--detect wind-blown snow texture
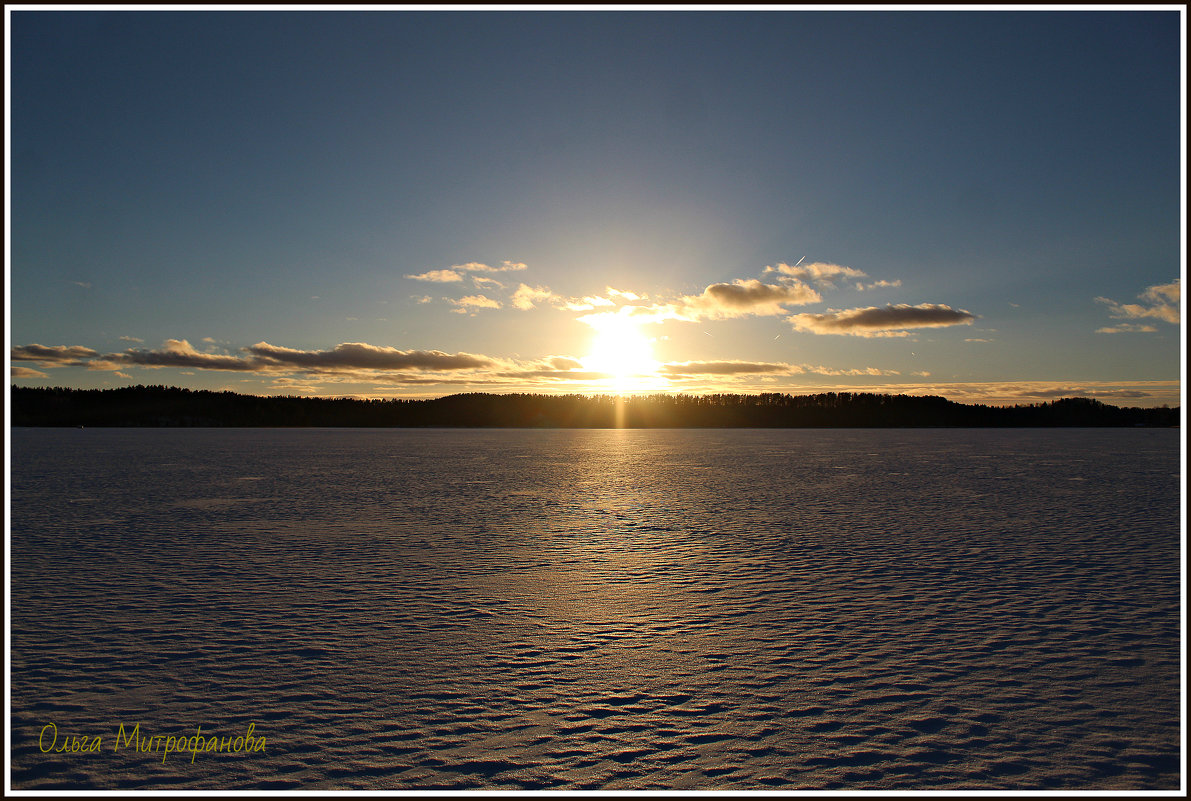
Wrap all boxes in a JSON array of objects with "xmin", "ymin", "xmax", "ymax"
[{"xmin": 9, "ymin": 428, "xmax": 1182, "ymax": 790}]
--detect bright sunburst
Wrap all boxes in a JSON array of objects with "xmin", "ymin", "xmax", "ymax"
[{"xmin": 581, "ymin": 314, "xmax": 662, "ymax": 390}]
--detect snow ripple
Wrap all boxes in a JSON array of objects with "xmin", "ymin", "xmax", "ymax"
[{"xmin": 9, "ymin": 428, "xmax": 1181, "ymax": 790}]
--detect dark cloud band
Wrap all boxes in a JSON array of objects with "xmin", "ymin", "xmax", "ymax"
[{"xmin": 789, "ymin": 304, "xmax": 976, "ymax": 336}]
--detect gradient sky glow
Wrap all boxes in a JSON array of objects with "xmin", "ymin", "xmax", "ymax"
[{"xmin": 7, "ymin": 7, "xmax": 1185, "ymax": 406}]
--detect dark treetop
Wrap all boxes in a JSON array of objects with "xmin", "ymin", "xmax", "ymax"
[{"xmin": 9, "ymin": 385, "xmax": 1180, "ymax": 428}]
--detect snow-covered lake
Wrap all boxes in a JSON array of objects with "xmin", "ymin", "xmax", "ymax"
[{"xmin": 8, "ymin": 427, "xmax": 1182, "ymax": 789}]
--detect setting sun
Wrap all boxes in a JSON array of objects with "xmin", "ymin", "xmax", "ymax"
[{"xmin": 581, "ymin": 314, "xmax": 662, "ymax": 389}]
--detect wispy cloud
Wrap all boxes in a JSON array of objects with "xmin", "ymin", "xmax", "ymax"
[
  {"xmin": 804, "ymin": 364, "xmax": 900, "ymax": 376},
  {"xmin": 484, "ymin": 260, "xmax": 528, "ymax": 273},
  {"xmin": 1013, "ymin": 386, "xmax": 1156, "ymax": 399},
  {"xmin": 1096, "ymin": 279, "xmax": 1180, "ymax": 330},
  {"xmin": 405, "ymin": 269, "xmax": 464, "ymax": 283},
  {"xmin": 448, "ymin": 295, "xmax": 502, "ymax": 313},
  {"xmin": 408, "ymin": 261, "xmax": 528, "ymax": 283},
  {"xmin": 510, "ymin": 285, "xmax": 648, "ymax": 313},
  {"xmin": 856, "ymin": 279, "xmax": 902, "ymax": 291},
  {"xmin": 119, "ymin": 335, "xmax": 144, "ymax": 343},
  {"xmin": 471, "ymin": 275, "xmax": 504, "ymax": 289},
  {"xmin": 494, "ymin": 369, "xmax": 613, "ymax": 381},
  {"xmin": 660, "ymin": 361, "xmax": 899, "ymax": 377},
  {"xmin": 661, "ymin": 360, "xmax": 793, "ymax": 376},
  {"xmin": 788, "ymin": 303, "xmax": 977, "ymax": 337},
  {"xmin": 559, "ymin": 295, "xmax": 617, "ymax": 312},
  {"xmin": 1096, "ymin": 323, "xmax": 1159, "ymax": 334},
  {"xmin": 11, "ymin": 366, "xmax": 49, "ymax": 378},
  {"xmin": 764, "ymin": 261, "xmax": 867, "ymax": 288}
]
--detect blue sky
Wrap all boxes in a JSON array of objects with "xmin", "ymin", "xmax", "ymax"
[{"xmin": 7, "ymin": 8, "xmax": 1184, "ymax": 406}]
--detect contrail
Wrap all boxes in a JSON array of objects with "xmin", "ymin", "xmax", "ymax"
[{"xmin": 794, "ymin": 256, "xmax": 805, "ymax": 266}]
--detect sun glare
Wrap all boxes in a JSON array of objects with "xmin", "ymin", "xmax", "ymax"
[{"xmin": 581, "ymin": 315, "xmax": 662, "ymax": 390}]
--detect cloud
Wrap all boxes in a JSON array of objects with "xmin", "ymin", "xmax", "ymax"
[
  {"xmin": 803, "ymin": 364, "xmax": 900, "ymax": 376},
  {"xmin": 11, "ymin": 366, "xmax": 49, "ymax": 378},
  {"xmin": 113, "ymin": 339, "xmax": 259, "ymax": 371},
  {"xmin": 13, "ymin": 339, "xmax": 502, "ymax": 379},
  {"xmin": 1141, "ymin": 281, "xmax": 1181, "ymax": 305},
  {"xmin": 486, "ymin": 354, "xmax": 613, "ymax": 381},
  {"xmin": 765, "ymin": 261, "xmax": 867, "ymax": 288},
  {"xmin": 1008, "ymin": 386, "xmax": 1153, "ymax": 400},
  {"xmin": 577, "ymin": 280, "xmax": 821, "ymax": 326},
  {"xmin": 456, "ymin": 261, "xmax": 527, "ymax": 273},
  {"xmin": 494, "ymin": 369, "xmax": 614, "ymax": 381},
  {"xmin": 660, "ymin": 361, "xmax": 899, "ymax": 377},
  {"xmin": 448, "ymin": 295, "xmax": 502, "ymax": 312},
  {"xmin": 70, "ymin": 281, "xmax": 92, "ymax": 289},
  {"xmin": 766, "ymin": 262, "xmax": 907, "ymax": 294},
  {"xmin": 661, "ymin": 360, "xmax": 793, "ymax": 376},
  {"xmin": 1096, "ymin": 280, "xmax": 1180, "ymax": 329},
  {"xmin": 416, "ymin": 262, "xmax": 858, "ymax": 328},
  {"xmin": 788, "ymin": 303, "xmax": 977, "ymax": 337},
  {"xmin": 570, "ymin": 278, "xmax": 822, "ymax": 329},
  {"xmin": 471, "ymin": 275, "xmax": 504, "ymax": 289},
  {"xmin": 606, "ymin": 287, "xmax": 644, "ymax": 301},
  {"xmin": 559, "ymin": 295, "xmax": 617, "ymax": 312},
  {"xmin": 1089, "ymin": 390, "xmax": 1153, "ymax": 399},
  {"xmin": 11, "ymin": 344, "xmax": 101, "ymax": 365},
  {"xmin": 410, "ymin": 261, "xmax": 527, "ymax": 281},
  {"xmin": 1096, "ymin": 323, "xmax": 1158, "ymax": 334},
  {"xmin": 85, "ymin": 359, "xmax": 130, "ymax": 371},
  {"xmin": 405, "ymin": 269, "xmax": 463, "ymax": 283},
  {"xmin": 119, "ymin": 335, "xmax": 144, "ymax": 343},
  {"xmin": 511, "ymin": 285, "xmax": 633, "ymax": 313},
  {"xmin": 511, "ymin": 284, "xmax": 555, "ymax": 311},
  {"xmin": 692, "ymin": 279, "xmax": 821, "ymax": 316},
  {"xmin": 857, "ymin": 279, "xmax": 902, "ymax": 291},
  {"xmin": 247, "ymin": 342, "xmax": 495, "ymax": 371}
]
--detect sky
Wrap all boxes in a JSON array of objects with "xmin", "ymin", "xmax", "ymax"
[{"xmin": 6, "ymin": 7, "xmax": 1185, "ymax": 407}]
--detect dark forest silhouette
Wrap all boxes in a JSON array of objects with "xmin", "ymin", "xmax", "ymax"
[{"xmin": 9, "ymin": 385, "xmax": 1179, "ymax": 428}]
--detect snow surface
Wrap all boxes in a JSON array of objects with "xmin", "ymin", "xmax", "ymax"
[{"xmin": 8, "ymin": 427, "xmax": 1182, "ymax": 790}]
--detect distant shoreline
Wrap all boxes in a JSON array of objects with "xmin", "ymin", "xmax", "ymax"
[{"xmin": 9, "ymin": 385, "xmax": 1180, "ymax": 428}]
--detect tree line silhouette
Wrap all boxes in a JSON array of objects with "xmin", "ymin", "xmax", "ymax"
[{"xmin": 9, "ymin": 385, "xmax": 1179, "ymax": 428}]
